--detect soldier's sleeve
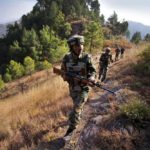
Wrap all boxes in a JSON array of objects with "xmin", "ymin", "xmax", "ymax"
[
  {"xmin": 100, "ymin": 53, "xmax": 104, "ymax": 62},
  {"xmin": 86, "ymin": 55, "xmax": 96, "ymax": 78}
]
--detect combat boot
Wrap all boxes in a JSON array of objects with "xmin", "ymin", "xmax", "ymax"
[{"xmin": 64, "ymin": 126, "xmax": 76, "ymax": 137}]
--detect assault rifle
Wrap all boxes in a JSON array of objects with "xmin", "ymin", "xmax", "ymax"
[{"xmin": 53, "ymin": 67, "xmax": 115, "ymax": 94}]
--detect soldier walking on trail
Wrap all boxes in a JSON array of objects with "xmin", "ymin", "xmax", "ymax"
[
  {"xmin": 61, "ymin": 35, "xmax": 96, "ymax": 137},
  {"xmin": 120, "ymin": 47, "xmax": 125, "ymax": 58},
  {"xmin": 98, "ymin": 47, "xmax": 113, "ymax": 82},
  {"xmin": 115, "ymin": 45, "xmax": 121, "ymax": 61}
]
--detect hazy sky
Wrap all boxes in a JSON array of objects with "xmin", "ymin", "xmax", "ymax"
[
  {"xmin": 0, "ymin": 0, "xmax": 150, "ymax": 26},
  {"xmin": 0, "ymin": 0, "xmax": 36, "ymax": 23},
  {"xmin": 100, "ymin": 0, "xmax": 150, "ymax": 26}
]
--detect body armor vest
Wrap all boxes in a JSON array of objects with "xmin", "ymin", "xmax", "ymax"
[{"xmin": 65, "ymin": 53, "xmax": 88, "ymax": 91}]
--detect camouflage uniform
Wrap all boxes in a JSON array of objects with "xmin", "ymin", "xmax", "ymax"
[
  {"xmin": 61, "ymin": 42, "xmax": 96, "ymax": 135},
  {"xmin": 120, "ymin": 47, "xmax": 125, "ymax": 58},
  {"xmin": 115, "ymin": 47, "xmax": 121, "ymax": 61},
  {"xmin": 98, "ymin": 48, "xmax": 113, "ymax": 82}
]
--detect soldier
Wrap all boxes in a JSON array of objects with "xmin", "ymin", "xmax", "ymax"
[
  {"xmin": 120, "ymin": 46, "xmax": 125, "ymax": 58},
  {"xmin": 61, "ymin": 35, "xmax": 96, "ymax": 137},
  {"xmin": 98, "ymin": 47, "xmax": 113, "ymax": 82},
  {"xmin": 115, "ymin": 45, "xmax": 121, "ymax": 61}
]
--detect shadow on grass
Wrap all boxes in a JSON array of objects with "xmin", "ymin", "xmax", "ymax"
[{"xmin": 36, "ymin": 137, "xmax": 65, "ymax": 150}]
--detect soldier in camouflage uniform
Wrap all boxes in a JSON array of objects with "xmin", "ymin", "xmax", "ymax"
[
  {"xmin": 98, "ymin": 47, "xmax": 113, "ymax": 82},
  {"xmin": 120, "ymin": 46, "xmax": 125, "ymax": 58},
  {"xmin": 61, "ymin": 35, "xmax": 96, "ymax": 136},
  {"xmin": 115, "ymin": 45, "xmax": 121, "ymax": 61}
]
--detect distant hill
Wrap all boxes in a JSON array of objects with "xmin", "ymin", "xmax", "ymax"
[
  {"xmin": 128, "ymin": 21, "xmax": 150, "ymax": 39},
  {"xmin": 0, "ymin": 23, "xmax": 7, "ymax": 38}
]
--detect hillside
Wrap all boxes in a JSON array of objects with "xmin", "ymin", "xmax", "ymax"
[
  {"xmin": 128, "ymin": 21, "xmax": 150, "ymax": 39},
  {"xmin": 0, "ymin": 43, "xmax": 149, "ymax": 150}
]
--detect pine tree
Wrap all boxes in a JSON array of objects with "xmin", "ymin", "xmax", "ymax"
[{"xmin": 131, "ymin": 32, "xmax": 141, "ymax": 44}]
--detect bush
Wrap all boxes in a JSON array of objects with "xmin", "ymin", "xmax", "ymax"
[
  {"xmin": 0, "ymin": 75, "xmax": 5, "ymax": 91},
  {"xmin": 120, "ymin": 98, "xmax": 150, "ymax": 121},
  {"xmin": 3, "ymin": 72, "xmax": 12, "ymax": 82},
  {"xmin": 134, "ymin": 46, "xmax": 150, "ymax": 76},
  {"xmin": 36, "ymin": 60, "xmax": 52, "ymax": 70},
  {"xmin": 8, "ymin": 60, "xmax": 24, "ymax": 79},
  {"xmin": 24, "ymin": 56, "xmax": 35, "ymax": 75}
]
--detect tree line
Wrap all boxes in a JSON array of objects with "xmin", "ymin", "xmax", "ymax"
[{"xmin": 0, "ymin": 0, "xmax": 129, "ymax": 91}]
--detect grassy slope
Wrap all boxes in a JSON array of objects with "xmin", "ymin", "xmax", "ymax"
[
  {"xmin": 0, "ymin": 42, "xmax": 149, "ymax": 149},
  {"xmin": 0, "ymin": 76, "xmax": 72, "ymax": 149}
]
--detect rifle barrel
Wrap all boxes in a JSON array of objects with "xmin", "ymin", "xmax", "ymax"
[{"xmin": 95, "ymin": 83, "xmax": 115, "ymax": 94}]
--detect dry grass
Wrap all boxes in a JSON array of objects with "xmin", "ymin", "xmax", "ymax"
[
  {"xmin": 94, "ymin": 129, "xmax": 139, "ymax": 150},
  {"xmin": 104, "ymin": 38, "xmax": 132, "ymax": 49},
  {"xmin": 0, "ymin": 76, "xmax": 72, "ymax": 149},
  {"xmin": 0, "ymin": 42, "xmax": 150, "ymax": 149}
]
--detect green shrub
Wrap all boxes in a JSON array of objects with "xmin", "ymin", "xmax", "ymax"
[
  {"xmin": 120, "ymin": 98, "xmax": 150, "ymax": 121},
  {"xmin": 134, "ymin": 46, "xmax": 150, "ymax": 76},
  {"xmin": 8, "ymin": 60, "xmax": 24, "ymax": 79},
  {"xmin": 3, "ymin": 72, "xmax": 12, "ymax": 82},
  {"xmin": 0, "ymin": 75, "xmax": 5, "ymax": 91},
  {"xmin": 36, "ymin": 60, "xmax": 52, "ymax": 70},
  {"xmin": 24, "ymin": 56, "xmax": 35, "ymax": 75}
]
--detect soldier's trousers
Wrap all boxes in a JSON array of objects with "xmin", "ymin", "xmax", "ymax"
[
  {"xmin": 99, "ymin": 65, "xmax": 108, "ymax": 82},
  {"xmin": 120, "ymin": 53, "xmax": 124, "ymax": 58},
  {"xmin": 69, "ymin": 89, "xmax": 88, "ymax": 130},
  {"xmin": 115, "ymin": 53, "xmax": 120, "ymax": 61}
]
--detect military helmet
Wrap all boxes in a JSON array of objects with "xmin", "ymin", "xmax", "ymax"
[
  {"xmin": 105, "ymin": 47, "xmax": 111, "ymax": 53},
  {"xmin": 67, "ymin": 35, "xmax": 84, "ymax": 47}
]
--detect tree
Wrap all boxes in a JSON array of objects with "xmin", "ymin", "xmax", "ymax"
[
  {"xmin": 3, "ymin": 71, "xmax": 12, "ymax": 82},
  {"xmin": 90, "ymin": 0, "xmax": 100, "ymax": 20},
  {"xmin": 47, "ymin": 1, "xmax": 59, "ymax": 27},
  {"xmin": 84, "ymin": 21, "xmax": 103, "ymax": 53},
  {"xmin": 8, "ymin": 60, "xmax": 24, "ymax": 79},
  {"xmin": 24, "ymin": 56, "xmax": 35, "ymax": 75},
  {"xmin": 144, "ymin": 33, "xmax": 150, "ymax": 41},
  {"xmin": 118, "ymin": 21, "xmax": 128, "ymax": 35},
  {"xmin": 36, "ymin": 60, "xmax": 52, "ymax": 70},
  {"xmin": 6, "ymin": 22, "xmax": 22, "ymax": 44},
  {"xmin": 53, "ymin": 11, "xmax": 71, "ymax": 38},
  {"xmin": 39, "ymin": 25, "xmax": 53, "ymax": 60},
  {"xmin": 131, "ymin": 32, "xmax": 142, "ymax": 44},
  {"xmin": 39, "ymin": 25, "xmax": 68, "ymax": 62},
  {"xmin": 21, "ymin": 28, "xmax": 39, "ymax": 60},
  {"xmin": 107, "ymin": 12, "xmax": 128, "ymax": 36},
  {"xmin": 108, "ymin": 11, "xmax": 118, "ymax": 26},
  {"xmin": 9, "ymin": 40, "xmax": 22, "ymax": 62}
]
